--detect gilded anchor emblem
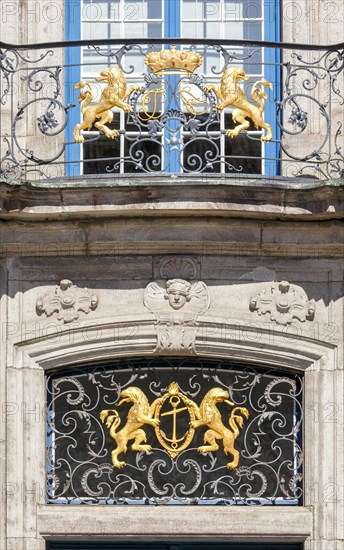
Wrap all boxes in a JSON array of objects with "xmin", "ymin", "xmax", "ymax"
[{"xmin": 154, "ymin": 382, "xmax": 196, "ymax": 458}]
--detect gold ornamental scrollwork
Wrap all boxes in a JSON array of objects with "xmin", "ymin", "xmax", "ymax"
[
  {"xmin": 137, "ymin": 87, "xmax": 166, "ymax": 122},
  {"xmin": 100, "ymin": 382, "xmax": 249, "ymax": 470},
  {"xmin": 177, "ymin": 79, "xmax": 210, "ymax": 119},
  {"xmin": 73, "ymin": 53, "xmax": 272, "ymax": 144}
]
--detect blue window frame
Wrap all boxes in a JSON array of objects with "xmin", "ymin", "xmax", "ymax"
[
  {"xmin": 65, "ymin": 0, "xmax": 280, "ymax": 177},
  {"xmin": 65, "ymin": 0, "xmax": 81, "ymax": 177}
]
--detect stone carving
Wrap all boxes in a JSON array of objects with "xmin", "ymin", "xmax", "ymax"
[
  {"xmin": 36, "ymin": 279, "xmax": 98, "ymax": 323},
  {"xmin": 249, "ymin": 280, "xmax": 316, "ymax": 325},
  {"xmin": 144, "ymin": 277, "xmax": 210, "ymax": 352},
  {"xmin": 157, "ymin": 256, "xmax": 199, "ymax": 280}
]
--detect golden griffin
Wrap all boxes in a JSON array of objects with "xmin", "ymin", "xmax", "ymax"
[
  {"xmin": 204, "ymin": 66, "xmax": 273, "ymax": 141},
  {"xmin": 99, "ymin": 387, "xmax": 160, "ymax": 469},
  {"xmin": 189, "ymin": 387, "xmax": 249, "ymax": 470},
  {"xmin": 100, "ymin": 382, "xmax": 249, "ymax": 470},
  {"xmin": 73, "ymin": 66, "xmax": 141, "ymax": 143}
]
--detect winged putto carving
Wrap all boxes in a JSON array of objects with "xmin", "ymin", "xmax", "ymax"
[{"xmin": 144, "ymin": 278, "xmax": 210, "ymax": 352}]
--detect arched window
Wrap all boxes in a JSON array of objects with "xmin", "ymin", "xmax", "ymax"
[{"xmin": 47, "ymin": 357, "xmax": 302, "ymax": 505}]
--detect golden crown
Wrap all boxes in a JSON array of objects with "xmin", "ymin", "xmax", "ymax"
[{"xmin": 144, "ymin": 45, "xmax": 203, "ymax": 74}]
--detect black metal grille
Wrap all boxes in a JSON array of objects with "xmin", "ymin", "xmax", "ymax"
[{"xmin": 46, "ymin": 357, "xmax": 303, "ymax": 505}]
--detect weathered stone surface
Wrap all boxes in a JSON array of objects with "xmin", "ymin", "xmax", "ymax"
[{"xmin": 1, "ymin": 179, "xmax": 344, "ymax": 221}]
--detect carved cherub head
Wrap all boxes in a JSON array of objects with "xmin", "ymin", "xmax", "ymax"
[{"xmin": 164, "ymin": 278, "xmax": 192, "ymax": 310}]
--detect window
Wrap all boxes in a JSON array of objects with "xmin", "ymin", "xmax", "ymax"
[
  {"xmin": 46, "ymin": 357, "xmax": 302, "ymax": 505},
  {"xmin": 65, "ymin": 0, "xmax": 280, "ymax": 176}
]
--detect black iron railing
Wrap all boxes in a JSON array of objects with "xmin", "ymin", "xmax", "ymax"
[{"xmin": 0, "ymin": 38, "xmax": 343, "ymax": 182}]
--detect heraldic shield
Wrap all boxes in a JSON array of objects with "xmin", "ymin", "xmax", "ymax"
[{"xmin": 153, "ymin": 382, "xmax": 196, "ymax": 458}]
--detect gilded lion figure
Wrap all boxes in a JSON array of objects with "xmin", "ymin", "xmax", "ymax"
[
  {"xmin": 190, "ymin": 387, "xmax": 249, "ymax": 470},
  {"xmin": 100, "ymin": 387, "xmax": 160, "ymax": 469},
  {"xmin": 73, "ymin": 66, "xmax": 141, "ymax": 143},
  {"xmin": 204, "ymin": 66, "xmax": 273, "ymax": 142}
]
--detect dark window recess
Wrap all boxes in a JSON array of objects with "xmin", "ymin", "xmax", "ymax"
[
  {"xmin": 82, "ymin": 115, "xmax": 262, "ymax": 175},
  {"xmin": 224, "ymin": 114, "xmax": 262, "ymax": 174},
  {"xmin": 82, "ymin": 118, "xmax": 120, "ymax": 174},
  {"xmin": 47, "ymin": 542, "xmax": 304, "ymax": 550},
  {"xmin": 82, "ymin": 115, "xmax": 162, "ymax": 174}
]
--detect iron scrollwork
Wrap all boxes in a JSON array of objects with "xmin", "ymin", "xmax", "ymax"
[
  {"xmin": 47, "ymin": 358, "xmax": 303, "ymax": 505},
  {"xmin": 1, "ymin": 39, "xmax": 342, "ymax": 180}
]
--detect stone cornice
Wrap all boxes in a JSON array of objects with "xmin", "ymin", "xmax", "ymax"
[{"xmin": 0, "ymin": 178, "xmax": 344, "ymax": 221}]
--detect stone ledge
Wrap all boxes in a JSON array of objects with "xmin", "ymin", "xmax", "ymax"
[
  {"xmin": 0, "ymin": 178, "xmax": 344, "ymax": 221},
  {"xmin": 38, "ymin": 505, "xmax": 312, "ymax": 541}
]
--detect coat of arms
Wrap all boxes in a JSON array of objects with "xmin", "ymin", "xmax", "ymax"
[{"xmin": 100, "ymin": 382, "xmax": 249, "ymax": 470}]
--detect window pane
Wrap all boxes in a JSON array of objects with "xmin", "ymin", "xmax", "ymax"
[
  {"xmin": 83, "ymin": 120, "xmax": 121, "ymax": 175},
  {"xmin": 148, "ymin": 0, "xmax": 163, "ymax": 19},
  {"xmin": 82, "ymin": 0, "xmax": 112, "ymax": 20},
  {"xmin": 147, "ymin": 22, "xmax": 163, "ymax": 38},
  {"xmin": 223, "ymin": 20, "xmax": 262, "ymax": 39},
  {"xmin": 224, "ymin": 112, "xmax": 262, "ymax": 174},
  {"xmin": 83, "ymin": 22, "xmax": 110, "ymax": 40},
  {"xmin": 242, "ymin": 0, "xmax": 263, "ymax": 19},
  {"xmin": 202, "ymin": 0, "xmax": 221, "ymax": 20},
  {"xmin": 182, "ymin": 0, "xmax": 208, "ymax": 19},
  {"xmin": 124, "ymin": 22, "xmax": 162, "ymax": 38},
  {"xmin": 183, "ymin": 21, "xmax": 220, "ymax": 38},
  {"xmin": 182, "ymin": 21, "xmax": 203, "ymax": 38},
  {"xmin": 244, "ymin": 20, "xmax": 262, "ymax": 40},
  {"xmin": 125, "ymin": 0, "xmax": 148, "ymax": 20}
]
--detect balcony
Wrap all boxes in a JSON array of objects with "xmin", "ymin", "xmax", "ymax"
[{"xmin": 0, "ymin": 38, "xmax": 343, "ymax": 183}]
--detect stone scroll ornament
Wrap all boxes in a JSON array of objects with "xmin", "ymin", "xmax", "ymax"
[
  {"xmin": 144, "ymin": 258, "xmax": 210, "ymax": 352},
  {"xmin": 100, "ymin": 382, "xmax": 249, "ymax": 470},
  {"xmin": 249, "ymin": 280, "xmax": 316, "ymax": 325},
  {"xmin": 36, "ymin": 279, "xmax": 98, "ymax": 323}
]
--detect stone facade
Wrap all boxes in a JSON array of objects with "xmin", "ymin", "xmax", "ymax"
[
  {"xmin": 1, "ymin": 0, "xmax": 344, "ymax": 548},
  {"xmin": 0, "ymin": 179, "xmax": 343, "ymax": 549}
]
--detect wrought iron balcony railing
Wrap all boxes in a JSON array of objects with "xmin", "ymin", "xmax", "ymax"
[{"xmin": 0, "ymin": 38, "xmax": 343, "ymax": 182}]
